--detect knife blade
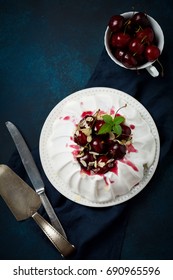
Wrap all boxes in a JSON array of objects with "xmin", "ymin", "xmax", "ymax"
[
  {"xmin": 0, "ymin": 165, "xmax": 75, "ymax": 257},
  {"xmin": 5, "ymin": 121, "xmax": 67, "ymax": 239}
]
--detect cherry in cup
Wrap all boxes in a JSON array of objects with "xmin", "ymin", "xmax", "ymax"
[
  {"xmin": 109, "ymin": 15, "xmax": 125, "ymax": 32},
  {"xmin": 105, "ymin": 11, "xmax": 164, "ymax": 76},
  {"xmin": 130, "ymin": 12, "xmax": 151, "ymax": 28},
  {"xmin": 145, "ymin": 45, "xmax": 160, "ymax": 61}
]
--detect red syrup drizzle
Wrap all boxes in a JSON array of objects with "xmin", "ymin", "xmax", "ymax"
[
  {"xmin": 81, "ymin": 111, "xmax": 93, "ymax": 118},
  {"xmin": 80, "ymin": 167, "xmax": 115, "ymax": 186},
  {"xmin": 127, "ymin": 143, "xmax": 138, "ymax": 153},
  {"xmin": 110, "ymin": 106, "xmax": 115, "ymax": 115},
  {"xmin": 69, "ymin": 142, "xmax": 80, "ymax": 157},
  {"xmin": 103, "ymin": 175, "xmax": 110, "ymax": 186},
  {"xmin": 79, "ymin": 159, "xmax": 118, "ymax": 186},
  {"xmin": 120, "ymin": 158, "xmax": 138, "ymax": 171},
  {"xmin": 130, "ymin": 124, "xmax": 135, "ymax": 130},
  {"xmin": 63, "ymin": 116, "xmax": 70, "ymax": 120}
]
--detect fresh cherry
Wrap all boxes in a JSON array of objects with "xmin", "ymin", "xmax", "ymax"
[
  {"xmin": 122, "ymin": 52, "xmax": 138, "ymax": 68},
  {"xmin": 119, "ymin": 124, "xmax": 131, "ymax": 140},
  {"xmin": 74, "ymin": 130, "xmax": 87, "ymax": 146},
  {"xmin": 108, "ymin": 15, "xmax": 125, "ymax": 32},
  {"xmin": 94, "ymin": 155, "xmax": 114, "ymax": 174},
  {"xmin": 90, "ymin": 136, "xmax": 106, "ymax": 153},
  {"xmin": 79, "ymin": 115, "xmax": 94, "ymax": 129},
  {"xmin": 145, "ymin": 45, "xmax": 160, "ymax": 61},
  {"xmin": 134, "ymin": 53, "xmax": 146, "ymax": 66},
  {"xmin": 110, "ymin": 32, "xmax": 131, "ymax": 48},
  {"xmin": 131, "ymin": 12, "xmax": 151, "ymax": 28},
  {"xmin": 114, "ymin": 48, "xmax": 125, "ymax": 62},
  {"xmin": 93, "ymin": 119, "xmax": 105, "ymax": 133},
  {"xmin": 129, "ymin": 38, "xmax": 145, "ymax": 55},
  {"xmin": 108, "ymin": 142, "xmax": 126, "ymax": 160},
  {"xmin": 136, "ymin": 27, "xmax": 154, "ymax": 44},
  {"xmin": 77, "ymin": 152, "xmax": 95, "ymax": 170},
  {"xmin": 124, "ymin": 20, "xmax": 137, "ymax": 35}
]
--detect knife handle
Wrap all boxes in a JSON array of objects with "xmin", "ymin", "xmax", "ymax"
[
  {"xmin": 32, "ymin": 212, "xmax": 75, "ymax": 257},
  {"xmin": 39, "ymin": 192, "xmax": 67, "ymax": 239}
]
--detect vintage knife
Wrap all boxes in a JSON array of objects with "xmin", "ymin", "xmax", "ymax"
[
  {"xmin": 0, "ymin": 165, "xmax": 75, "ymax": 257},
  {"xmin": 6, "ymin": 121, "xmax": 67, "ymax": 239}
]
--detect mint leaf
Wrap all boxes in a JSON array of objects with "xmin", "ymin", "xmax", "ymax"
[
  {"xmin": 113, "ymin": 124, "xmax": 122, "ymax": 135},
  {"xmin": 97, "ymin": 109, "xmax": 126, "ymax": 135},
  {"xmin": 102, "ymin": 114, "xmax": 113, "ymax": 124},
  {"xmin": 113, "ymin": 116, "xmax": 125, "ymax": 125},
  {"xmin": 98, "ymin": 123, "xmax": 112, "ymax": 134}
]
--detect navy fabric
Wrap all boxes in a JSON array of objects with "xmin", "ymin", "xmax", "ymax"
[{"xmin": 7, "ymin": 147, "xmax": 129, "ymax": 260}]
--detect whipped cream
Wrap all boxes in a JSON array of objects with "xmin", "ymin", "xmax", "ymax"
[{"xmin": 47, "ymin": 90, "xmax": 156, "ymax": 203}]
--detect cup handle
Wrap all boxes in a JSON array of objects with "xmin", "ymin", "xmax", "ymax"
[{"xmin": 146, "ymin": 65, "xmax": 159, "ymax": 77}]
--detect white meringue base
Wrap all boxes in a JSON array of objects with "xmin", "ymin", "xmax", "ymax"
[{"xmin": 40, "ymin": 87, "xmax": 160, "ymax": 206}]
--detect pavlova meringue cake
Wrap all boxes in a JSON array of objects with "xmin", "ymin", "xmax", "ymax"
[{"xmin": 43, "ymin": 88, "xmax": 158, "ymax": 204}]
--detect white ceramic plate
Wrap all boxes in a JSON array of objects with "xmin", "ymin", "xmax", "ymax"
[{"xmin": 39, "ymin": 87, "xmax": 160, "ymax": 207}]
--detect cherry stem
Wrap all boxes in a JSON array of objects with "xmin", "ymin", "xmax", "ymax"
[
  {"xmin": 136, "ymin": 25, "xmax": 143, "ymax": 33},
  {"xmin": 115, "ymin": 104, "xmax": 127, "ymax": 116},
  {"xmin": 124, "ymin": 19, "xmax": 131, "ymax": 34},
  {"xmin": 141, "ymin": 35, "xmax": 147, "ymax": 43},
  {"xmin": 156, "ymin": 59, "xmax": 164, "ymax": 77}
]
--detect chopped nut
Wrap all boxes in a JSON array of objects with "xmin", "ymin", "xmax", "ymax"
[
  {"xmin": 88, "ymin": 161, "xmax": 95, "ymax": 166},
  {"xmin": 126, "ymin": 140, "xmax": 132, "ymax": 145},
  {"xmin": 109, "ymin": 132, "xmax": 115, "ymax": 140},
  {"xmin": 87, "ymin": 135, "xmax": 92, "ymax": 142},
  {"xmin": 98, "ymin": 161, "xmax": 106, "ymax": 168},
  {"xmin": 75, "ymin": 152, "xmax": 84, "ymax": 158},
  {"xmin": 80, "ymin": 159, "xmax": 87, "ymax": 167},
  {"xmin": 86, "ymin": 116, "xmax": 94, "ymax": 122},
  {"xmin": 81, "ymin": 127, "xmax": 92, "ymax": 136},
  {"xmin": 107, "ymin": 158, "xmax": 115, "ymax": 163},
  {"xmin": 89, "ymin": 151, "xmax": 99, "ymax": 156}
]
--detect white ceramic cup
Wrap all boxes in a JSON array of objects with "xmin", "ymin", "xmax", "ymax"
[{"xmin": 104, "ymin": 11, "xmax": 164, "ymax": 77}]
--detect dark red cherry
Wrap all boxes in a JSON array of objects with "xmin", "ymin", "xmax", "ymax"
[
  {"xmin": 131, "ymin": 12, "xmax": 151, "ymax": 28},
  {"xmin": 145, "ymin": 45, "xmax": 160, "ymax": 61},
  {"xmin": 79, "ymin": 115, "xmax": 94, "ymax": 129},
  {"xmin": 93, "ymin": 119, "xmax": 105, "ymax": 134},
  {"xmin": 122, "ymin": 52, "xmax": 138, "ymax": 68},
  {"xmin": 108, "ymin": 15, "xmax": 125, "ymax": 32},
  {"xmin": 134, "ymin": 53, "xmax": 146, "ymax": 66},
  {"xmin": 136, "ymin": 27, "xmax": 154, "ymax": 44},
  {"xmin": 119, "ymin": 124, "xmax": 131, "ymax": 140},
  {"xmin": 110, "ymin": 32, "xmax": 131, "ymax": 48},
  {"xmin": 108, "ymin": 142, "xmax": 126, "ymax": 160},
  {"xmin": 74, "ymin": 131, "xmax": 87, "ymax": 146},
  {"xmin": 94, "ymin": 155, "xmax": 114, "ymax": 174},
  {"xmin": 129, "ymin": 38, "xmax": 145, "ymax": 55},
  {"xmin": 90, "ymin": 136, "xmax": 106, "ymax": 153},
  {"xmin": 116, "ymin": 144, "xmax": 126, "ymax": 159},
  {"xmin": 124, "ymin": 20, "xmax": 137, "ymax": 35},
  {"xmin": 78, "ymin": 151, "xmax": 95, "ymax": 170},
  {"xmin": 114, "ymin": 48, "xmax": 125, "ymax": 62}
]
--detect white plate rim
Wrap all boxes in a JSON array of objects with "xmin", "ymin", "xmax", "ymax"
[{"xmin": 39, "ymin": 87, "xmax": 160, "ymax": 207}]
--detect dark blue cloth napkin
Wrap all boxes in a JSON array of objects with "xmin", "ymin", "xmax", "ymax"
[
  {"xmin": 7, "ymin": 45, "xmax": 173, "ymax": 260},
  {"xmin": 8, "ymin": 147, "xmax": 129, "ymax": 260}
]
